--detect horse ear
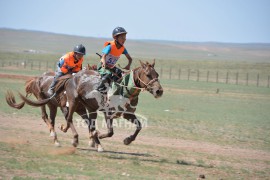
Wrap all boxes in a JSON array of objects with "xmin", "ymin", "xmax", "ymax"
[
  {"xmin": 140, "ymin": 60, "xmax": 146, "ymax": 68},
  {"xmin": 87, "ymin": 64, "xmax": 91, "ymax": 70},
  {"xmin": 152, "ymin": 59, "xmax": 155, "ymax": 67}
]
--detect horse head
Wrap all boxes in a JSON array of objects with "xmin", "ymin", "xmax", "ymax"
[{"xmin": 135, "ymin": 60, "xmax": 163, "ymax": 98}]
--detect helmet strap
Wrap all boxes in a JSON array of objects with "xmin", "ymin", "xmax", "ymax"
[
  {"xmin": 115, "ymin": 38, "xmax": 123, "ymax": 47},
  {"xmin": 73, "ymin": 53, "xmax": 79, "ymax": 62}
]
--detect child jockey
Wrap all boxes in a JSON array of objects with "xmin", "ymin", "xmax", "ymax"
[
  {"xmin": 96, "ymin": 27, "xmax": 133, "ymax": 93},
  {"xmin": 47, "ymin": 44, "xmax": 86, "ymax": 96}
]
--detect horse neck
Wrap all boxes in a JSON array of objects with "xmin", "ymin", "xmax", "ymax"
[
  {"xmin": 132, "ymin": 67, "xmax": 146, "ymax": 89},
  {"xmin": 117, "ymin": 68, "xmax": 142, "ymax": 100}
]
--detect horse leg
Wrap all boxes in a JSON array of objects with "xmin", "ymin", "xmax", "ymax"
[
  {"xmin": 88, "ymin": 112, "xmax": 103, "ymax": 152},
  {"xmin": 61, "ymin": 98, "xmax": 79, "ymax": 147},
  {"xmin": 98, "ymin": 113, "xmax": 114, "ymax": 139},
  {"xmin": 40, "ymin": 105, "xmax": 60, "ymax": 146},
  {"xmin": 61, "ymin": 106, "xmax": 69, "ymax": 119},
  {"xmin": 47, "ymin": 104, "xmax": 60, "ymax": 146},
  {"xmin": 74, "ymin": 105, "xmax": 96, "ymax": 148},
  {"xmin": 40, "ymin": 105, "xmax": 54, "ymax": 132},
  {"xmin": 122, "ymin": 113, "xmax": 142, "ymax": 145}
]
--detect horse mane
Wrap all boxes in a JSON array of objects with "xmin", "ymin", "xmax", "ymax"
[
  {"xmin": 25, "ymin": 77, "xmax": 41, "ymax": 97},
  {"xmin": 54, "ymin": 74, "xmax": 73, "ymax": 94},
  {"xmin": 55, "ymin": 78, "xmax": 71, "ymax": 93}
]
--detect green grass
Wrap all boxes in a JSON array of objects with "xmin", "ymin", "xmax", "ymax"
[{"xmin": 137, "ymin": 80, "xmax": 270, "ymax": 150}]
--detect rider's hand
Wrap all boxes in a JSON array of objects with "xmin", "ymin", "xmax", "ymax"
[
  {"xmin": 124, "ymin": 65, "xmax": 130, "ymax": 70},
  {"xmin": 67, "ymin": 66, "xmax": 74, "ymax": 71},
  {"xmin": 102, "ymin": 62, "xmax": 106, "ymax": 68}
]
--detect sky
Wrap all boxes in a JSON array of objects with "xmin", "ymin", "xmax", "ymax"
[{"xmin": 0, "ymin": 0, "xmax": 269, "ymax": 43}]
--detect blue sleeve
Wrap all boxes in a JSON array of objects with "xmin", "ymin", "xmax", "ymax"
[
  {"xmin": 58, "ymin": 58, "xmax": 65, "ymax": 68},
  {"xmin": 102, "ymin": 45, "xmax": 111, "ymax": 55},
  {"xmin": 123, "ymin": 48, "xmax": 128, "ymax": 54}
]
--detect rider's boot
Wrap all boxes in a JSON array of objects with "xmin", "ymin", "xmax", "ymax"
[
  {"xmin": 96, "ymin": 74, "xmax": 111, "ymax": 94},
  {"xmin": 47, "ymin": 81, "xmax": 57, "ymax": 96}
]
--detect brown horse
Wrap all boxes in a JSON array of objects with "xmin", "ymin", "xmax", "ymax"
[
  {"xmin": 6, "ymin": 72, "xmax": 101, "ymax": 149},
  {"xmin": 19, "ymin": 60, "xmax": 163, "ymax": 149}
]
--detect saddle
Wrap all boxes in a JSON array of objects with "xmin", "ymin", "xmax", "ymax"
[{"xmin": 109, "ymin": 70, "xmax": 141, "ymax": 99}]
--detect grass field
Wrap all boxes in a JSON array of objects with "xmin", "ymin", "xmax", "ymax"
[{"xmin": 0, "ymin": 29, "xmax": 270, "ymax": 179}]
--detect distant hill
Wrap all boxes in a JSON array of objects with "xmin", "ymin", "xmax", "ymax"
[{"xmin": 0, "ymin": 28, "xmax": 270, "ymax": 62}]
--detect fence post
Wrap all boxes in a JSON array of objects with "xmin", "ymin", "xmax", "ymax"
[
  {"xmin": 178, "ymin": 68, "xmax": 181, "ymax": 80},
  {"xmin": 39, "ymin": 61, "xmax": 41, "ymax": 71},
  {"xmin": 226, "ymin": 72, "xmax": 229, "ymax": 84},
  {"xmin": 236, "ymin": 72, "xmax": 239, "ymax": 85},
  {"xmin": 246, "ymin": 73, "xmax": 249, "ymax": 86},
  {"xmin": 267, "ymin": 76, "xmax": 270, "ymax": 88},
  {"xmin": 169, "ymin": 67, "xmax": 172, "ymax": 79},
  {"xmin": 257, "ymin": 74, "xmax": 259, "ymax": 87}
]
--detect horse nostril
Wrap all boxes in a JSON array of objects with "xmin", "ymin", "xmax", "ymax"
[{"xmin": 156, "ymin": 89, "xmax": 163, "ymax": 96}]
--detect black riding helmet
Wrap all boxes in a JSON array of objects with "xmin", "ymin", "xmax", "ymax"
[
  {"xmin": 73, "ymin": 44, "xmax": 86, "ymax": 55},
  {"xmin": 112, "ymin": 27, "xmax": 127, "ymax": 38}
]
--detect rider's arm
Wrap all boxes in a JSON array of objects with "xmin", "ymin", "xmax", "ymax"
[
  {"xmin": 124, "ymin": 53, "xmax": 133, "ymax": 70},
  {"xmin": 101, "ymin": 54, "xmax": 107, "ymax": 68},
  {"xmin": 101, "ymin": 45, "xmax": 111, "ymax": 68}
]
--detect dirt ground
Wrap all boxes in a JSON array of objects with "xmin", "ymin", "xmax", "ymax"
[{"xmin": 1, "ymin": 112, "xmax": 269, "ymax": 171}]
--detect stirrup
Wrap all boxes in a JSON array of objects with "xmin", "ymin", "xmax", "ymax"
[
  {"xmin": 49, "ymin": 93, "xmax": 57, "ymax": 99},
  {"xmin": 47, "ymin": 88, "xmax": 54, "ymax": 96},
  {"xmin": 97, "ymin": 88, "xmax": 108, "ymax": 94}
]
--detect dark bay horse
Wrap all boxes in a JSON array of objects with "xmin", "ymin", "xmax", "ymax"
[
  {"xmin": 6, "ymin": 72, "xmax": 101, "ymax": 149},
  {"xmin": 19, "ymin": 60, "xmax": 163, "ymax": 150}
]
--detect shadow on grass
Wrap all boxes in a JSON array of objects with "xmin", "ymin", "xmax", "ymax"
[
  {"xmin": 77, "ymin": 147, "xmax": 152, "ymax": 157},
  {"xmin": 77, "ymin": 148, "xmax": 213, "ymax": 168},
  {"xmin": 176, "ymin": 159, "xmax": 214, "ymax": 168}
]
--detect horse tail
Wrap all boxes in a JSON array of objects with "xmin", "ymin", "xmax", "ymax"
[
  {"xmin": 5, "ymin": 90, "xmax": 25, "ymax": 109},
  {"xmin": 19, "ymin": 92, "xmax": 52, "ymax": 107}
]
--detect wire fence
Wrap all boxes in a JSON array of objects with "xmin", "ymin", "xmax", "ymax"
[
  {"xmin": 156, "ymin": 67, "xmax": 270, "ymax": 88},
  {"xmin": 1, "ymin": 60, "xmax": 270, "ymax": 88}
]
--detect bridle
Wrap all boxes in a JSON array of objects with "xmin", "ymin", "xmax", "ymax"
[
  {"xmin": 135, "ymin": 67, "xmax": 159, "ymax": 90},
  {"xmin": 112, "ymin": 65, "xmax": 160, "ymax": 91}
]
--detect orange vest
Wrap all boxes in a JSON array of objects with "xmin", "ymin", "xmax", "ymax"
[
  {"xmin": 60, "ymin": 52, "xmax": 84, "ymax": 74},
  {"xmin": 104, "ymin": 41, "xmax": 125, "ymax": 68}
]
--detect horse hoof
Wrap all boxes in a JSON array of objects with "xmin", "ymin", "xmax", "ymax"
[
  {"xmin": 59, "ymin": 125, "xmax": 66, "ymax": 132},
  {"xmin": 123, "ymin": 137, "xmax": 132, "ymax": 145},
  {"xmin": 97, "ymin": 145, "xmax": 104, "ymax": 152},
  {"xmin": 54, "ymin": 141, "xmax": 61, "ymax": 147},
  {"xmin": 50, "ymin": 131, "xmax": 56, "ymax": 137},
  {"xmin": 72, "ymin": 140, "xmax": 79, "ymax": 147}
]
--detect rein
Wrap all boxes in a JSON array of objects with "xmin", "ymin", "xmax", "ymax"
[
  {"xmin": 114, "ymin": 67, "xmax": 159, "ymax": 91},
  {"xmin": 114, "ymin": 69, "xmax": 145, "ymax": 90},
  {"xmin": 136, "ymin": 72, "xmax": 159, "ymax": 90}
]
